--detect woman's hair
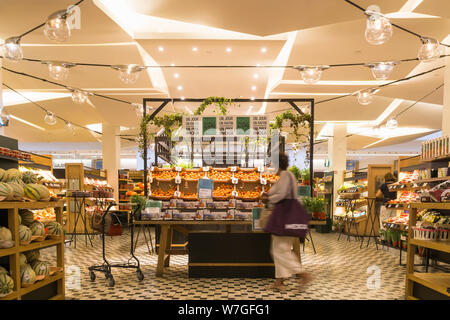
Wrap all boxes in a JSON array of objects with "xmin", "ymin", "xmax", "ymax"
[
  {"xmin": 279, "ymin": 153, "xmax": 289, "ymax": 171},
  {"xmin": 384, "ymin": 172, "xmax": 396, "ymax": 182}
]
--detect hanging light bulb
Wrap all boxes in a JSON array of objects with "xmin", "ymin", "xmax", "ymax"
[
  {"xmin": 0, "ymin": 109, "xmax": 10, "ymax": 127},
  {"xmin": 386, "ymin": 118, "xmax": 398, "ymax": 129},
  {"xmin": 356, "ymin": 88, "xmax": 379, "ymax": 105},
  {"xmin": 44, "ymin": 111, "xmax": 57, "ymax": 125},
  {"xmin": 42, "ymin": 61, "xmax": 75, "ymax": 81},
  {"xmin": 365, "ymin": 6, "xmax": 393, "ymax": 45},
  {"xmin": 2, "ymin": 37, "xmax": 23, "ymax": 61},
  {"xmin": 111, "ymin": 65, "xmax": 146, "ymax": 84},
  {"xmin": 418, "ymin": 37, "xmax": 441, "ymax": 62},
  {"xmin": 64, "ymin": 121, "xmax": 75, "ymax": 134},
  {"xmin": 294, "ymin": 65, "xmax": 329, "ymax": 84},
  {"xmin": 133, "ymin": 103, "xmax": 144, "ymax": 117},
  {"xmin": 365, "ymin": 61, "xmax": 397, "ymax": 80},
  {"xmin": 71, "ymin": 89, "xmax": 89, "ymax": 104},
  {"xmin": 44, "ymin": 10, "xmax": 71, "ymax": 42}
]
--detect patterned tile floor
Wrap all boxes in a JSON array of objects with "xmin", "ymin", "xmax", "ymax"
[{"xmin": 41, "ymin": 229, "xmax": 412, "ymax": 300}]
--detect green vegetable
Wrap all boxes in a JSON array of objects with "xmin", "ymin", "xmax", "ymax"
[{"xmin": 131, "ymin": 195, "xmax": 147, "ymax": 213}]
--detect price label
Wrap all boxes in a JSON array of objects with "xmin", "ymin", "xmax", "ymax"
[
  {"xmin": 175, "ymin": 167, "xmax": 182, "ymax": 172},
  {"xmin": 231, "ymin": 190, "xmax": 238, "ymax": 197},
  {"xmin": 257, "ymin": 166, "xmax": 264, "ymax": 172},
  {"xmin": 174, "ymin": 176, "xmax": 181, "ymax": 184},
  {"xmin": 230, "ymin": 166, "xmax": 237, "ymax": 172},
  {"xmin": 174, "ymin": 191, "xmax": 181, "ymax": 197},
  {"xmin": 232, "ymin": 177, "xmax": 239, "ymax": 184},
  {"xmin": 150, "ymin": 166, "xmax": 155, "ymax": 172},
  {"xmin": 260, "ymin": 178, "xmax": 267, "ymax": 185},
  {"xmin": 203, "ymin": 166, "xmax": 210, "ymax": 172},
  {"xmin": 149, "ymin": 177, "xmax": 153, "ymax": 183}
]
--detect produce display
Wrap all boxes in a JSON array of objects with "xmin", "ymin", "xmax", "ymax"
[
  {"xmin": 19, "ymin": 253, "xmax": 27, "ymax": 266},
  {"xmin": 29, "ymin": 220, "xmax": 45, "ymax": 236},
  {"xmin": 151, "ymin": 170, "xmax": 177, "ymax": 180},
  {"xmin": 30, "ymin": 260, "xmax": 50, "ymax": 276},
  {"xmin": 338, "ymin": 181, "xmax": 368, "ymax": 193},
  {"xmin": 25, "ymin": 250, "xmax": 40, "ymax": 263},
  {"xmin": 179, "ymin": 171, "xmax": 204, "ymax": 180},
  {"xmin": 0, "ymin": 147, "xmax": 31, "ymax": 161},
  {"xmin": 19, "ymin": 210, "xmax": 34, "ymax": 226},
  {"xmin": 20, "ymin": 264, "xmax": 37, "ymax": 285},
  {"xmin": 262, "ymin": 173, "xmax": 280, "ymax": 183},
  {"xmin": 0, "ymin": 273, "xmax": 14, "ymax": 297},
  {"xmin": 45, "ymin": 221, "xmax": 63, "ymax": 236},
  {"xmin": 237, "ymin": 186, "xmax": 262, "ymax": 199},
  {"xmin": 151, "ymin": 187, "xmax": 177, "ymax": 198},
  {"xmin": 207, "ymin": 170, "xmax": 232, "ymax": 181},
  {"xmin": 19, "ymin": 167, "xmax": 59, "ymax": 184},
  {"xmin": 213, "ymin": 184, "xmax": 234, "ymax": 198},
  {"xmin": 33, "ymin": 208, "xmax": 56, "ymax": 221},
  {"xmin": 180, "ymin": 191, "xmax": 198, "ymax": 199},
  {"xmin": 19, "ymin": 225, "xmax": 32, "ymax": 242},
  {"xmin": 234, "ymin": 170, "xmax": 260, "ymax": 181},
  {"xmin": 387, "ymin": 191, "xmax": 419, "ymax": 204}
]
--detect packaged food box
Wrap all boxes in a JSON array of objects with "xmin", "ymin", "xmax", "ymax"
[
  {"xmin": 202, "ymin": 210, "xmax": 216, "ymax": 220},
  {"xmin": 234, "ymin": 210, "xmax": 252, "ymax": 220},
  {"xmin": 172, "ymin": 210, "xmax": 184, "ymax": 220},
  {"xmin": 162, "ymin": 209, "xmax": 174, "ymax": 220},
  {"xmin": 142, "ymin": 207, "xmax": 162, "ymax": 220},
  {"xmin": 216, "ymin": 210, "xmax": 234, "ymax": 220}
]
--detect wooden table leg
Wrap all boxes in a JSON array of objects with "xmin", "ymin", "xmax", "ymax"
[
  {"xmin": 164, "ymin": 227, "xmax": 173, "ymax": 267},
  {"xmin": 293, "ymin": 238, "xmax": 302, "ymax": 264},
  {"xmin": 156, "ymin": 225, "xmax": 169, "ymax": 277}
]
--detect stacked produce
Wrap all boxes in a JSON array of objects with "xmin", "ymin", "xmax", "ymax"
[
  {"xmin": 151, "ymin": 187, "xmax": 176, "ymax": 198},
  {"xmin": 0, "ymin": 147, "xmax": 31, "ymax": 161},
  {"xmin": 207, "ymin": 170, "xmax": 232, "ymax": 181},
  {"xmin": 234, "ymin": 170, "xmax": 260, "ymax": 181},
  {"xmin": 398, "ymin": 170, "xmax": 420, "ymax": 183},
  {"xmin": 152, "ymin": 170, "xmax": 177, "ymax": 180},
  {"xmin": 18, "ymin": 209, "xmax": 63, "ymax": 243},
  {"xmin": 387, "ymin": 191, "xmax": 419, "ymax": 204},
  {"xmin": 33, "ymin": 208, "xmax": 56, "ymax": 221},
  {"xmin": 179, "ymin": 171, "xmax": 204, "ymax": 180},
  {"xmin": 0, "ymin": 266, "xmax": 14, "ymax": 297},
  {"xmin": 19, "ymin": 167, "xmax": 59, "ymax": 184},
  {"xmin": 237, "ymin": 186, "xmax": 262, "ymax": 199},
  {"xmin": 180, "ymin": 191, "xmax": 198, "ymax": 199},
  {"xmin": 213, "ymin": 184, "xmax": 234, "ymax": 198},
  {"xmin": 0, "ymin": 226, "xmax": 14, "ymax": 249}
]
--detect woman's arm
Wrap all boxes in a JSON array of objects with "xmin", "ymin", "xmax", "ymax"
[{"xmin": 268, "ymin": 171, "xmax": 290, "ymax": 203}]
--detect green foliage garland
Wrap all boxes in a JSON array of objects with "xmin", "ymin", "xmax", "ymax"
[
  {"xmin": 194, "ymin": 97, "xmax": 233, "ymax": 116},
  {"xmin": 270, "ymin": 110, "xmax": 311, "ymax": 143}
]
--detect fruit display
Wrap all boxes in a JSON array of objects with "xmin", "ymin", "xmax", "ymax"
[
  {"xmin": 33, "ymin": 208, "xmax": 56, "ymax": 221},
  {"xmin": 19, "ymin": 253, "xmax": 27, "ymax": 266},
  {"xmin": 338, "ymin": 181, "xmax": 368, "ymax": 193},
  {"xmin": 20, "ymin": 264, "xmax": 36, "ymax": 285},
  {"xmin": 24, "ymin": 183, "xmax": 50, "ymax": 201},
  {"xmin": 262, "ymin": 173, "xmax": 279, "ymax": 183},
  {"xmin": 25, "ymin": 250, "xmax": 40, "ymax": 263},
  {"xmin": 180, "ymin": 191, "xmax": 198, "ymax": 199},
  {"xmin": 8, "ymin": 181, "xmax": 24, "ymax": 200},
  {"xmin": 19, "ymin": 225, "xmax": 32, "ymax": 242},
  {"xmin": 19, "ymin": 167, "xmax": 59, "ymax": 184},
  {"xmin": 179, "ymin": 171, "xmax": 204, "ymax": 180},
  {"xmin": 0, "ymin": 273, "xmax": 14, "ymax": 297},
  {"xmin": 0, "ymin": 227, "xmax": 12, "ymax": 241},
  {"xmin": 19, "ymin": 209, "xmax": 34, "ymax": 226},
  {"xmin": 387, "ymin": 191, "xmax": 419, "ymax": 204},
  {"xmin": 234, "ymin": 170, "xmax": 260, "ymax": 181},
  {"xmin": 0, "ymin": 182, "xmax": 13, "ymax": 200},
  {"xmin": 213, "ymin": 184, "xmax": 234, "ymax": 198},
  {"xmin": 151, "ymin": 187, "xmax": 176, "ymax": 199},
  {"xmin": 30, "ymin": 260, "xmax": 50, "ymax": 277},
  {"xmin": 207, "ymin": 170, "xmax": 232, "ymax": 181},
  {"xmin": 152, "ymin": 170, "xmax": 177, "ymax": 180},
  {"xmin": 29, "ymin": 220, "xmax": 45, "ymax": 236},
  {"xmin": 0, "ymin": 147, "xmax": 31, "ymax": 161},
  {"xmin": 237, "ymin": 186, "xmax": 262, "ymax": 199},
  {"xmin": 45, "ymin": 221, "xmax": 63, "ymax": 236}
]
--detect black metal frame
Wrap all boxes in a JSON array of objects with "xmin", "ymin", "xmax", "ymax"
[{"xmin": 142, "ymin": 98, "xmax": 315, "ymax": 197}]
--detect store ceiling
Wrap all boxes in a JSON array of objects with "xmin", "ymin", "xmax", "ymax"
[{"xmin": 0, "ymin": 0, "xmax": 449, "ymax": 153}]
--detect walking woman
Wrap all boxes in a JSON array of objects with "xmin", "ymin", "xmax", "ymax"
[{"xmin": 262, "ymin": 153, "xmax": 312, "ymax": 290}]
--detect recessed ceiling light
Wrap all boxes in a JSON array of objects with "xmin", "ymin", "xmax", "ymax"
[
  {"xmin": 192, "ymin": 47, "xmax": 198, "ymax": 52},
  {"xmin": 158, "ymin": 46, "xmax": 164, "ymax": 52},
  {"xmin": 177, "ymin": 85, "xmax": 183, "ymax": 91},
  {"xmin": 181, "ymin": 96, "xmax": 185, "ymax": 100},
  {"xmin": 174, "ymin": 73, "xmax": 179, "ymax": 78},
  {"xmin": 251, "ymin": 96, "xmax": 255, "ymax": 101},
  {"xmin": 226, "ymin": 47, "xmax": 232, "ymax": 52},
  {"xmin": 256, "ymin": 63, "xmax": 261, "ymax": 67},
  {"xmin": 251, "ymin": 85, "xmax": 257, "ymax": 91},
  {"xmin": 170, "ymin": 63, "xmax": 175, "ymax": 67},
  {"xmin": 261, "ymin": 47, "xmax": 267, "ymax": 53},
  {"xmin": 253, "ymin": 73, "xmax": 259, "ymax": 79}
]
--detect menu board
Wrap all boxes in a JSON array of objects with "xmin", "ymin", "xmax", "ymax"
[
  {"xmin": 198, "ymin": 178, "xmax": 213, "ymax": 199},
  {"xmin": 218, "ymin": 116, "xmax": 234, "ymax": 136},
  {"xmin": 251, "ymin": 115, "xmax": 268, "ymax": 135},
  {"xmin": 183, "ymin": 116, "xmax": 201, "ymax": 136},
  {"xmin": 202, "ymin": 117, "xmax": 217, "ymax": 135},
  {"xmin": 236, "ymin": 117, "xmax": 251, "ymax": 135}
]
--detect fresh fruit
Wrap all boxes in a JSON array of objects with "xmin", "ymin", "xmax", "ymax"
[
  {"xmin": 30, "ymin": 260, "xmax": 50, "ymax": 276},
  {"xmin": 22, "ymin": 171, "xmax": 38, "ymax": 184},
  {"xmin": 19, "ymin": 253, "xmax": 27, "ymax": 266},
  {"xmin": 19, "ymin": 209, "xmax": 35, "ymax": 226},
  {"xmin": 33, "ymin": 208, "xmax": 56, "ymax": 221},
  {"xmin": 208, "ymin": 170, "xmax": 232, "ymax": 181},
  {"xmin": 32, "ymin": 184, "xmax": 50, "ymax": 201},
  {"xmin": 0, "ymin": 182, "xmax": 14, "ymax": 200},
  {"xmin": 152, "ymin": 170, "xmax": 177, "ymax": 180},
  {"xmin": 0, "ymin": 273, "xmax": 14, "ymax": 296},
  {"xmin": 19, "ymin": 225, "xmax": 32, "ymax": 241},
  {"xmin": 151, "ymin": 187, "xmax": 176, "ymax": 198},
  {"xmin": 45, "ymin": 221, "xmax": 62, "ymax": 236},
  {"xmin": 0, "ymin": 266, "xmax": 7, "ymax": 274},
  {"xmin": 0, "ymin": 227, "xmax": 12, "ymax": 241},
  {"xmin": 29, "ymin": 221, "xmax": 45, "ymax": 236},
  {"xmin": 20, "ymin": 264, "xmax": 36, "ymax": 284},
  {"xmin": 180, "ymin": 191, "xmax": 198, "ymax": 199},
  {"xmin": 5, "ymin": 168, "xmax": 22, "ymax": 182},
  {"xmin": 0, "ymin": 168, "xmax": 6, "ymax": 182},
  {"xmin": 24, "ymin": 184, "xmax": 40, "ymax": 201},
  {"xmin": 180, "ymin": 171, "xmax": 203, "ymax": 180},
  {"xmin": 234, "ymin": 171, "xmax": 260, "ymax": 181},
  {"xmin": 25, "ymin": 250, "xmax": 40, "ymax": 263},
  {"xmin": 7, "ymin": 181, "xmax": 24, "ymax": 200},
  {"xmin": 213, "ymin": 184, "xmax": 234, "ymax": 197}
]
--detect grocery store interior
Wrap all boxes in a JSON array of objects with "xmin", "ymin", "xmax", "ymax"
[{"xmin": 0, "ymin": 0, "xmax": 449, "ymax": 301}]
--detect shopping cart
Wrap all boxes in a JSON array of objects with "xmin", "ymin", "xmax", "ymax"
[{"xmin": 88, "ymin": 202, "xmax": 144, "ymax": 287}]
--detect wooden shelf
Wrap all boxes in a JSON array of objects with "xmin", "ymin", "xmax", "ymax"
[
  {"xmin": 0, "ymin": 291, "xmax": 19, "ymax": 300},
  {"xmin": 409, "ymin": 238, "xmax": 450, "ymax": 254},
  {"xmin": 19, "ymin": 273, "xmax": 63, "ymax": 296},
  {"xmin": 0, "ymin": 201, "xmax": 64, "ymax": 209},
  {"xmin": 19, "ymin": 238, "xmax": 63, "ymax": 253},
  {"xmin": 0, "ymin": 246, "xmax": 16, "ymax": 258},
  {"xmin": 407, "ymin": 273, "xmax": 450, "ymax": 298},
  {"xmin": 423, "ymin": 155, "xmax": 450, "ymax": 162},
  {"xmin": 410, "ymin": 202, "xmax": 450, "ymax": 210}
]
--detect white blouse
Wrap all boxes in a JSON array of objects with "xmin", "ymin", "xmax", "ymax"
[{"xmin": 268, "ymin": 170, "xmax": 297, "ymax": 204}]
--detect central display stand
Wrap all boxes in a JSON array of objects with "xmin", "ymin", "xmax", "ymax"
[{"xmin": 188, "ymin": 232, "xmax": 274, "ymax": 278}]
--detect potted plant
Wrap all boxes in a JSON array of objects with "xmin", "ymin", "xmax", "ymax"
[
  {"xmin": 300, "ymin": 168, "xmax": 310, "ymax": 185},
  {"xmin": 302, "ymin": 197, "xmax": 326, "ymax": 220},
  {"xmin": 289, "ymin": 165, "xmax": 301, "ymax": 181}
]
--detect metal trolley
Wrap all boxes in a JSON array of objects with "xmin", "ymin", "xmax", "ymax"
[{"xmin": 88, "ymin": 202, "xmax": 144, "ymax": 287}]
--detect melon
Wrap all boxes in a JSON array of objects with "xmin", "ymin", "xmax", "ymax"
[
  {"xmin": 0, "ymin": 169, "xmax": 6, "ymax": 182},
  {"xmin": 0, "ymin": 266, "xmax": 7, "ymax": 274},
  {"xmin": 5, "ymin": 168, "xmax": 22, "ymax": 182},
  {"xmin": 0, "ymin": 182, "xmax": 13, "ymax": 200},
  {"xmin": 0, "ymin": 273, "xmax": 14, "ymax": 296},
  {"xmin": 25, "ymin": 250, "xmax": 40, "ymax": 263},
  {"xmin": 24, "ymin": 184, "xmax": 40, "ymax": 201},
  {"xmin": 0, "ymin": 227, "xmax": 12, "ymax": 241},
  {"xmin": 18, "ymin": 214, "xmax": 21, "ymax": 225},
  {"xmin": 19, "ymin": 253, "xmax": 27, "ymax": 266},
  {"xmin": 19, "ymin": 210, "xmax": 34, "ymax": 226},
  {"xmin": 33, "ymin": 184, "xmax": 50, "ymax": 201},
  {"xmin": 20, "ymin": 264, "xmax": 36, "ymax": 284},
  {"xmin": 22, "ymin": 171, "xmax": 38, "ymax": 184},
  {"xmin": 7, "ymin": 181, "xmax": 24, "ymax": 200},
  {"xmin": 30, "ymin": 260, "xmax": 50, "ymax": 276},
  {"xmin": 19, "ymin": 225, "xmax": 32, "ymax": 241},
  {"xmin": 29, "ymin": 221, "xmax": 45, "ymax": 236},
  {"xmin": 45, "ymin": 221, "xmax": 63, "ymax": 236}
]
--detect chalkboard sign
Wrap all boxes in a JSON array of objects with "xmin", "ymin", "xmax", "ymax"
[
  {"xmin": 236, "ymin": 117, "xmax": 250, "ymax": 135},
  {"xmin": 202, "ymin": 117, "xmax": 216, "ymax": 135}
]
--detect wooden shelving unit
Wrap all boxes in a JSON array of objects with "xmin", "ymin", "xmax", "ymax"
[
  {"xmin": 0, "ymin": 201, "xmax": 65, "ymax": 300},
  {"xmin": 405, "ymin": 202, "xmax": 450, "ymax": 300}
]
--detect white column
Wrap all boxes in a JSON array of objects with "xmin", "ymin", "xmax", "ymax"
[
  {"xmin": 328, "ymin": 123, "xmax": 347, "ymax": 203},
  {"xmin": 102, "ymin": 123, "xmax": 120, "ymax": 201},
  {"xmin": 443, "ymin": 53, "xmax": 450, "ymax": 137}
]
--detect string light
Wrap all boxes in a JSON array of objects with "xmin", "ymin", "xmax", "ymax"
[
  {"xmin": 294, "ymin": 65, "xmax": 329, "ymax": 84},
  {"xmin": 111, "ymin": 64, "xmax": 145, "ymax": 84},
  {"xmin": 64, "ymin": 121, "xmax": 75, "ymax": 134},
  {"xmin": 133, "ymin": 103, "xmax": 144, "ymax": 117},
  {"xmin": 418, "ymin": 37, "xmax": 441, "ymax": 62},
  {"xmin": 365, "ymin": 61, "xmax": 397, "ymax": 80},
  {"xmin": 364, "ymin": 6, "xmax": 393, "ymax": 45},
  {"xmin": 356, "ymin": 88, "xmax": 378, "ymax": 105},
  {"xmin": 42, "ymin": 61, "xmax": 75, "ymax": 80},
  {"xmin": 386, "ymin": 118, "xmax": 398, "ymax": 129},
  {"xmin": 2, "ymin": 37, "xmax": 23, "ymax": 61},
  {"xmin": 71, "ymin": 89, "xmax": 89, "ymax": 104},
  {"xmin": 43, "ymin": 10, "xmax": 71, "ymax": 42},
  {"xmin": 44, "ymin": 111, "xmax": 57, "ymax": 125},
  {"xmin": 0, "ymin": 109, "xmax": 10, "ymax": 127}
]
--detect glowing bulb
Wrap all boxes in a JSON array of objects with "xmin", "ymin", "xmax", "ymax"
[
  {"xmin": 0, "ymin": 109, "xmax": 10, "ymax": 127},
  {"xmin": 295, "ymin": 65, "xmax": 329, "ymax": 84},
  {"xmin": 44, "ymin": 10, "xmax": 71, "ymax": 42},
  {"xmin": 226, "ymin": 47, "xmax": 232, "ymax": 52},
  {"xmin": 133, "ymin": 103, "xmax": 144, "ymax": 117},
  {"xmin": 181, "ymin": 96, "xmax": 185, "ymax": 100},
  {"xmin": 418, "ymin": 37, "xmax": 440, "ymax": 62},
  {"xmin": 365, "ymin": 6, "xmax": 392, "ymax": 45},
  {"xmin": 174, "ymin": 73, "xmax": 179, "ymax": 78},
  {"xmin": 261, "ymin": 47, "xmax": 267, "ymax": 53},
  {"xmin": 386, "ymin": 118, "xmax": 398, "ymax": 129},
  {"xmin": 2, "ymin": 37, "xmax": 23, "ymax": 61},
  {"xmin": 251, "ymin": 85, "xmax": 257, "ymax": 91},
  {"xmin": 192, "ymin": 47, "xmax": 198, "ymax": 52},
  {"xmin": 44, "ymin": 111, "xmax": 57, "ymax": 125},
  {"xmin": 71, "ymin": 90, "xmax": 88, "ymax": 104},
  {"xmin": 65, "ymin": 121, "xmax": 75, "ymax": 134},
  {"xmin": 112, "ymin": 65, "xmax": 145, "ymax": 85},
  {"xmin": 253, "ymin": 73, "xmax": 259, "ymax": 79},
  {"xmin": 356, "ymin": 89, "xmax": 375, "ymax": 105},
  {"xmin": 177, "ymin": 85, "xmax": 183, "ymax": 91},
  {"xmin": 158, "ymin": 46, "xmax": 164, "ymax": 52},
  {"xmin": 366, "ymin": 61, "xmax": 397, "ymax": 80},
  {"xmin": 43, "ymin": 61, "xmax": 75, "ymax": 81}
]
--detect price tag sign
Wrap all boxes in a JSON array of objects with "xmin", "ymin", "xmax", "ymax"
[
  {"xmin": 198, "ymin": 178, "xmax": 213, "ymax": 199},
  {"xmin": 175, "ymin": 167, "xmax": 182, "ymax": 172},
  {"xmin": 232, "ymin": 177, "xmax": 239, "ymax": 185},
  {"xmin": 203, "ymin": 166, "xmax": 210, "ymax": 172},
  {"xmin": 230, "ymin": 166, "xmax": 237, "ymax": 172},
  {"xmin": 174, "ymin": 191, "xmax": 181, "ymax": 197},
  {"xmin": 149, "ymin": 177, "xmax": 153, "ymax": 183},
  {"xmin": 257, "ymin": 166, "xmax": 264, "ymax": 172},
  {"xmin": 231, "ymin": 190, "xmax": 238, "ymax": 197},
  {"xmin": 174, "ymin": 176, "xmax": 181, "ymax": 184},
  {"xmin": 260, "ymin": 178, "xmax": 267, "ymax": 185},
  {"xmin": 150, "ymin": 167, "xmax": 155, "ymax": 172}
]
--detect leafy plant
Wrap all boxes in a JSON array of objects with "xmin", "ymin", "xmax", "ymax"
[
  {"xmin": 300, "ymin": 168, "xmax": 310, "ymax": 182},
  {"xmin": 130, "ymin": 194, "xmax": 147, "ymax": 213},
  {"xmin": 270, "ymin": 110, "xmax": 311, "ymax": 143},
  {"xmin": 302, "ymin": 197, "xmax": 326, "ymax": 213},
  {"xmin": 289, "ymin": 165, "xmax": 301, "ymax": 181},
  {"xmin": 194, "ymin": 97, "xmax": 233, "ymax": 116}
]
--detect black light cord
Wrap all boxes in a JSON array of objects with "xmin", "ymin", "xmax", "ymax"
[
  {"xmin": 17, "ymin": 0, "xmax": 85, "ymax": 40},
  {"xmin": 343, "ymin": 0, "xmax": 450, "ymax": 47}
]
